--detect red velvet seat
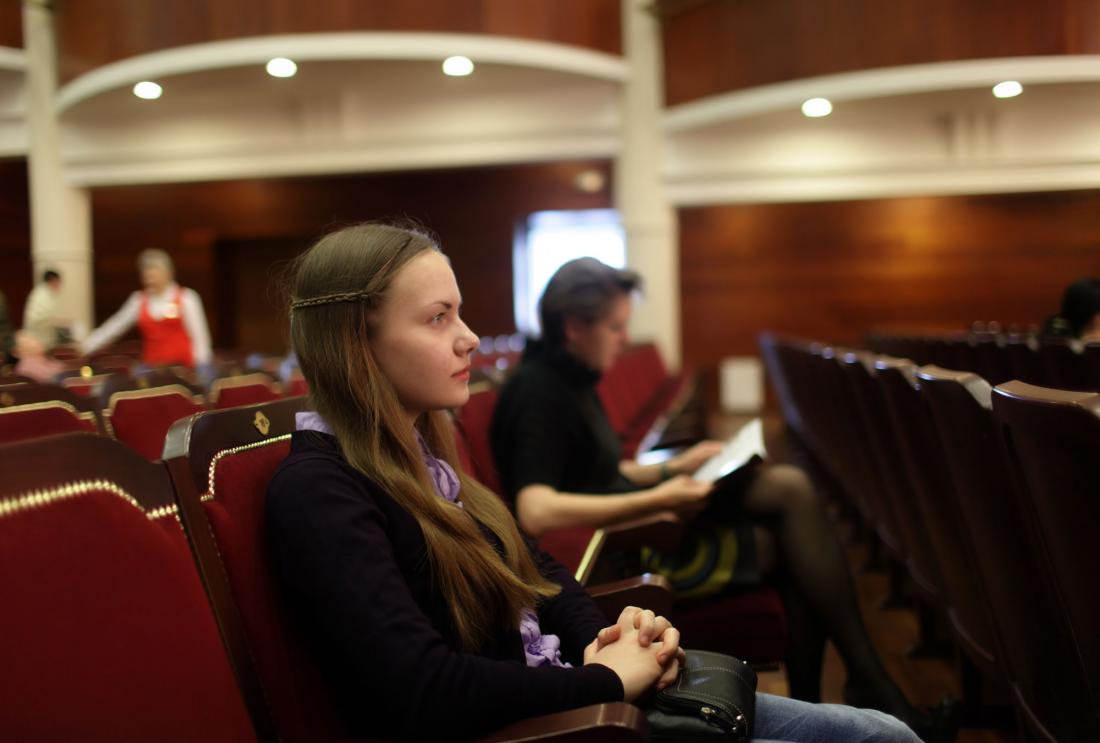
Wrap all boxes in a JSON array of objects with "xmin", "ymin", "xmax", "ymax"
[
  {"xmin": 209, "ymin": 373, "xmax": 283, "ymax": 409},
  {"xmin": 0, "ymin": 383, "xmax": 104, "ymax": 444},
  {"xmin": 993, "ymin": 380, "xmax": 1100, "ymax": 735},
  {"xmin": 106, "ymin": 385, "xmax": 207, "ymax": 460},
  {"xmin": 454, "ymin": 383, "xmax": 504, "ymax": 495},
  {"xmin": 0, "ymin": 433, "xmax": 257, "ymax": 742},
  {"xmin": 167, "ymin": 398, "xmax": 648, "ymax": 743}
]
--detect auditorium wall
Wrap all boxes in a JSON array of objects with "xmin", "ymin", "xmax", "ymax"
[
  {"xmin": 89, "ymin": 160, "xmax": 613, "ymax": 352},
  {"xmin": 679, "ymin": 189, "xmax": 1100, "ymax": 375},
  {"xmin": 0, "ymin": 159, "xmax": 31, "ymax": 327}
]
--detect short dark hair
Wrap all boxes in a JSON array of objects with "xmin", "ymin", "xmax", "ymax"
[
  {"xmin": 43, "ymin": 270, "xmax": 60, "ymax": 282},
  {"xmin": 538, "ymin": 257, "xmax": 641, "ymax": 348},
  {"xmin": 1060, "ymin": 278, "xmax": 1100, "ymax": 337}
]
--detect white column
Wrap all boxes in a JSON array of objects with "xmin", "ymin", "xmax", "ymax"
[
  {"xmin": 22, "ymin": 1, "xmax": 93, "ymax": 334},
  {"xmin": 616, "ymin": 0, "xmax": 680, "ymax": 368}
]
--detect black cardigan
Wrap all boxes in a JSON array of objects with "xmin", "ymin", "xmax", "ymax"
[
  {"xmin": 491, "ymin": 341, "xmax": 635, "ymax": 503},
  {"xmin": 265, "ymin": 431, "xmax": 623, "ymax": 741}
]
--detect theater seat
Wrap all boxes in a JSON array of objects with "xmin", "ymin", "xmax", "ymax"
[
  {"xmin": 106, "ymin": 384, "xmax": 205, "ymax": 460},
  {"xmin": 0, "ymin": 433, "xmax": 257, "ymax": 742},
  {"xmin": 0, "ymin": 383, "xmax": 104, "ymax": 444},
  {"xmin": 166, "ymin": 399, "xmax": 648, "ymax": 743},
  {"xmin": 209, "ymin": 373, "xmax": 283, "ymax": 409}
]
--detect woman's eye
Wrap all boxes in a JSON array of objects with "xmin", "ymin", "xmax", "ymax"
[{"xmin": 431, "ymin": 313, "xmax": 446, "ymax": 324}]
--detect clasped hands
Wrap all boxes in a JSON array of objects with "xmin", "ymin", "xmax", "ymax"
[{"xmin": 583, "ymin": 605, "xmax": 686, "ymax": 702}]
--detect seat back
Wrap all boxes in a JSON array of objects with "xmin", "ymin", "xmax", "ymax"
[
  {"xmin": 0, "ymin": 433, "xmax": 257, "ymax": 742},
  {"xmin": 209, "ymin": 373, "xmax": 283, "ymax": 409},
  {"xmin": 163, "ymin": 397, "xmax": 349, "ymax": 742},
  {"xmin": 106, "ymin": 385, "xmax": 206, "ymax": 460},
  {"xmin": 918, "ymin": 367, "xmax": 1092, "ymax": 741},
  {"xmin": 0, "ymin": 383, "xmax": 104, "ymax": 444},
  {"xmin": 993, "ymin": 380, "xmax": 1100, "ymax": 732},
  {"xmin": 875, "ymin": 360, "xmax": 997, "ymax": 672},
  {"xmin": 454, "ymin": 383, "xmax": 504, "ymax": 495},
  {"xmin": 1038, "ymin": 339, "xmax": 1096, "ymax": 391}
]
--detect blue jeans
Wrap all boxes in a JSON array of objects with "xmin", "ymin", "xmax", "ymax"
[{"xmin": 753, "ymin": 693, "xmax": 920, "ymax": 742}]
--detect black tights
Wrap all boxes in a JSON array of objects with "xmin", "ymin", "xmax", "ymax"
[{"xmin": 743, "ymin": 465, "xmax": 917, "ymax": 723}]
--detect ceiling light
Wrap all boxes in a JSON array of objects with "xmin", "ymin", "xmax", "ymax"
[
  {"xmin": 132, "ymin": 81, "xmax": 162, "ymax": 100},
  {"xmin": 992, "ymin": 80, "xmax": 1023, "ymax": 98},
  {"xmin": 801, "ymin": 97, "xmax": 833, "ymax": 118},
  {"xmin": 266, "ymin": 57, "xmax": 298, "ymax": 78},
  {"xmin": 442, "ymin": 56, "xmax": 474, "ymax": 77}
]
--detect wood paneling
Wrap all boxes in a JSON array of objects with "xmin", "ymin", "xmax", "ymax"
[
  {"xmin": 0, "ymin": 0, "xmax": 21, "ymax": 49},
  {"xmin": 662, "ymin": 0, "xmax": 1100, "ymax": 106},
  {"xmin": 90, "ymin": 160, "xmax": 613, "ymax": 352},
  {"xmin": 0, "ymin": 158, "xmax": 31, "ymax": 328},
  {"xmin": 54, "ymin": 0, "xmax": 621, "ymax": 83},
  {"xmin": 679, "ymin": 191, "xmax": 1100, "ymax": 372}
]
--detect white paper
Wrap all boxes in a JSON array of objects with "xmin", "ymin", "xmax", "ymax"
[{"xmin": 693, "ymin": 418, "xmax": 767, "ymax": 484}]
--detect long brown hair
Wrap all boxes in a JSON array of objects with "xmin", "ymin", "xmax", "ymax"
[{"xmin": 289, "ymin": 222, "xmax": 559, "ymax": 650}]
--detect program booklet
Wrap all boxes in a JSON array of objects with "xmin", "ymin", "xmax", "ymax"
[{"xmin": 692, "ymin": 418, "xmax": 768, "ymax": 485}]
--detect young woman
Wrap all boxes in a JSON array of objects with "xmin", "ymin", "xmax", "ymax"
[
  {"xmin": 491, "ymin": 258, "xmax": 951, "ymax": 739},
  {"xmin": 266, "ymin": 223, "xmax": 919, "ymax": 742}
]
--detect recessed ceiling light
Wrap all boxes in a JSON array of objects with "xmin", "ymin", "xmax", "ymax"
[
  {"xmin": 266, "ymin": 57, "xmax": 298, "ymax": 78},
  {"xmin": 132, "ymin": 81, "xmax": 162, "ymax": 100},
  {"xmin": 992, "ymin": 80, "xmax": 1023, "ymax": 98},
  {"xmin": 442, "ymin": 56, "xmax": 474, "ymax": 77},
  {"xmin": 801, "ymin": 97, "xmax": 833, "ymax": 118}
]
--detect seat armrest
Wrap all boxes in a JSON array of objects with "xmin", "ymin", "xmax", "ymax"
[
  {"xmin": 587, "ymin": 573, "xmax": 673, "ymax": 621},
  {"xmin": 475, "ymin": 702, "xmax": 648, "ymax": 743},
  {"xmin": 602, "ymin": 513, "xmax": 684, "ymax": 556}
]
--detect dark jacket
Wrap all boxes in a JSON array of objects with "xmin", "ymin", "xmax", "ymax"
[{"xmin": 266, "ymin": 431, "xmax": 622, "ymax": 741}]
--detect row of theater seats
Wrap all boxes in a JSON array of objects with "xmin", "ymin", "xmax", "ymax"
[
  {"xmin": 452, "ymin": 343, "xmax": 791, "ymax": 667},
  {"xmin": 870, "ymin": 330, "xmax": 1100, "ymax": 391},
  {"xmin": 759, "ymin": 332, "xmax": 1099, "ymax": 742},
  {"xmin": 0, "ymin": 371, "xmax": 306, "ymax": 460},
  {"xmin": 0, "ymin": 398, "xmax": 675, "ymax": 741}
]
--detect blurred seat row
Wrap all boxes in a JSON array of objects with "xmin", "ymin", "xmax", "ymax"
[{"xmin": 760, "ymin": 332, "xmax": 1099, "ymax": 742}]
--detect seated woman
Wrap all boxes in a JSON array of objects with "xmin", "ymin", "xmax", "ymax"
[
  {"xmin": 265, "ymin": 223, "xmax": 918, "ymax": 742},
  {"xmin": 491, "ymin": 258, "xmax": 949, "ymax": 740}
]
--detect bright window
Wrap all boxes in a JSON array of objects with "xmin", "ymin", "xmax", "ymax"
[{"xmin": 514, "ymin": 209, "xmax": 626, "ymax": 336}]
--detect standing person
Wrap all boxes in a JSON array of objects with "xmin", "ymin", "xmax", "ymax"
[
  {"xmin": 22, "ymin": 269, "xmax": 67, "ymax": 349},
  {"xmin": 81, "ymin": 249, "xmax": 212, "ymax": 370},
  {"xmin": 491, "ymin": 257, "xmax": 952, "ymax": 741},
  {"xmin": 265, "ymin": 222, "xmax": 918, "ymax": 742}
]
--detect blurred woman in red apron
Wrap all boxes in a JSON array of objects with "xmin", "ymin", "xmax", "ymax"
[{"xmin": 82, "ymin": 249, "xmax": 212, "ymax": 371}]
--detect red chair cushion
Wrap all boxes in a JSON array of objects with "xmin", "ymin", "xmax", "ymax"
[
  {"xmin": 0, "ymin": 405, "xmax": 96, "ymax": 445},
  {"xmin": 0, "ymin": 487, "xmax": 256, "ymax": 741},
  {"xmin": 539, "ymin": 527, "xmax": 598, "ymax": 575},
  {"xmin": 110, "ymin": 390, "xmax": 205, "ymax": 460},
  {"xmin": 215, "ymin": 384, "xmax": 281, "ymax": 410}
]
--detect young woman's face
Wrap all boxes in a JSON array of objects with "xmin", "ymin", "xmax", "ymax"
[
  {"xmin": 565, "ymin": 292, "xmax": 632, "ymax": 373},
  {"xmin": 141, "ymin": 264, "xmax": 171, "ymax": 293},
  {"xmin": 371, "ymin": 250, "xmax": 479, "ymax": 419}
]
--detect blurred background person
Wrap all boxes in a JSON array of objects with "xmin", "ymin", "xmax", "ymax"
[
  {"xmin": 12, "ymin": 330, "xmax": 64, "ymax": 383},
  {"xmin": 1042, "ymin": 277, "xmax": 1100, "ymax": 341},
  {"xmin": 81, "ymin": 249, "xmax": 213, "ymax": 374},
  {"xmin": 21, "ymin": 269, "xmax": 69, "ymax": 350}
]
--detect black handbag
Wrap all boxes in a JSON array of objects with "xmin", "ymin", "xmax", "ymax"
[{"xmin": 646, "ymin": 649, "xmax": 757, "ymax": 742}]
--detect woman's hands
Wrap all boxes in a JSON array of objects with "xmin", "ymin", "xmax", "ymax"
[
  {"xmin": 584, "ymin": 606, "xmax": 687, "ymax": 701},
  {"xmin": 652, "ymin": 475, "xmax": 712, "ymax": 514}
]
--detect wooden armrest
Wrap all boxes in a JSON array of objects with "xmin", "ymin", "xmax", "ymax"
[
  {"xmin": 475, "ymin": 702, "xmax": 647, "ymax": 743},
  {"xmin": 587, "ymin": 573, "xmax": 674, "ymax": 622},
  {"xmin": 575, "ymin": 514, "xmax": 684, "ymax": 586}
]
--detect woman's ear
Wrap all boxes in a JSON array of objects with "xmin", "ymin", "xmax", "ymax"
[{"xmin": 562, "ymin": 315, "xmax": 585, "ymax": 346}]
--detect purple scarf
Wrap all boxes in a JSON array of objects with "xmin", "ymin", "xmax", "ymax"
[{"xmin": 295, "ymin": 412, "xmax": 570, "ymax": 668}]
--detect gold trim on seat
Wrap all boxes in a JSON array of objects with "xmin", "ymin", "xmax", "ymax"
[
  {"xmin": 0, "ymin": 399, "xmax": 98, "ymax": 429},
  {"xmin": 204, "ymin": 434, "xmax": 293, "ymax": 501},
  {"xmin": 1, "ymin": 478, "xmax": 179, "ymax": 524}
]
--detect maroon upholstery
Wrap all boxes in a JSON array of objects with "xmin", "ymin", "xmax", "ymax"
[
  {"xmin": 539, "ymin": 527, "xmax": 598, "ymax": 575},
  {"xmin": 211, "ymin": 374, "xmax": 282, "ymax": 409},
  {"xmin": 674, "ymin": 589, "xmax": 788, "ymax": 665},
  {"xmin": 284, "ymin": 375, "xmax": 309, "ymax": 398},
  {"xmin": 0, "ymin": 403, "xmax": 97, "ymax": 444},
  {"xmin": 597, "ymin": 343, "xmax": 692, "ymax": 457},
  {"xmin": 993, "ymin": 381, "xmax": 1100, "ymax": 735},
  {"xmin": 454, "ymin": 384, "xmax": 504, "ymax": 494},
  {"xmin": 0, "ymin": 434, "xmax": 256, "ymax": 742},
  {"xmin": 107, "ymin": 386, "xmax": 205, "ymax": 460},
  {"xmin": 919, "ymin": 367, "xmax": 1092, "ymax": 741}
]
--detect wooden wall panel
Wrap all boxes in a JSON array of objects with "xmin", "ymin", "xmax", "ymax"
[
  {"xmin": 662, "ymin": 0, "xmax": 1100, "ymax": 106},
  {"xmin": 679, "ymin": 191, "xmax": 1100, "ymax": 376},
  {"xmin": 0, "ymin": 0, "xmax": 22, "ymax": 49},
  {"xmin": 90, "ymin": 160, "xmax": 613, "ymax": 352},
  {"xmin": 55, "ymin": 0, "xmax": 621, "ymax": 83},
  {"xmin": 0, "ymin": 158, "xmax": 31, "ymax": 329}
]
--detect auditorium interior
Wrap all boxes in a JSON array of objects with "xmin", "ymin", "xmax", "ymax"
[{"xmin": 1, "ymin": 1, "xmax": 1098, "ymax": 742}]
